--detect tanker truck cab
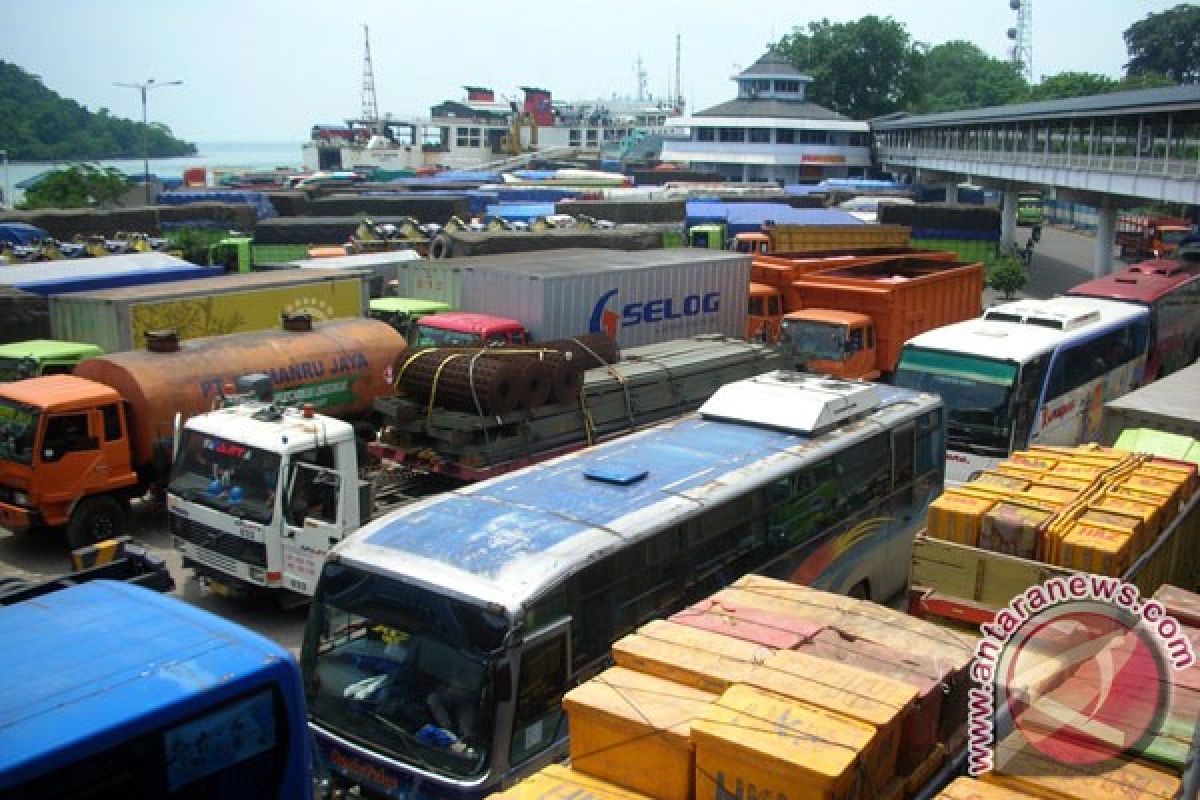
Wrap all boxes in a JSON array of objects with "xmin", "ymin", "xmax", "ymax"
[
  {"xmin": 407, "ymin": 311, "xmax": 531, "ymax": 348},
  {"xmin": 780, "ymin": 309, "xmax": 880, "ymax": 381},
  {"xmin": 0, "ymin": 376, "xmax": 138, "ymax": 545},
  {"xmin": 168, "ymin": 401, "xmax": 362, "ymax": 599}
]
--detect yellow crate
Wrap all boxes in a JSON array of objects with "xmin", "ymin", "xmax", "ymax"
[
  {"xmin": 1121, "ymin": 474, "xmax": 1180, "ymax": 519},
  {"xmin": 564, "ymin": 666, "xmax": 715, "ymax": 800},
  {"xmin": 612, "ymin": 620, "xmax": 768, "ymax": 694},
  {"xmin": 1144, "ymin": 460, "xmax": 1196, "ymax": 500},
  {"xmin": 935, "ymin": 776, "xmax": 1044, "ymax": 799},
  {"xmin": 1057, "ymin": 523, "xmax": 1133, "ymax": 576},
  {"xmin": 692, "ymin": 684, "xmax": 876, "ymax": 800},
  {"xmin": 1035, "ymin": 475, "xmax": 1093, "ymax": 495},
  {"xmin": 1080, "ymin": 508, "xmax": 1146, "ymax": 558},
  {"xmin": 1024, "ymin": 484, "xmax": 1084, "ymax": 508},
  {"xmin": 744, "ymin": 649, "xmax": 917, "ymax": 791},
  {"xmin": 994, "ymin": 462, "xmax": 1047, "ymax": 482},
  {"xmin": 1008, "ymin": 452, "xmax": 1061, "ymax": 471},
  {"xmin": 1096, "ymin": 492, "xmax": 1163, "ymax": 541},
  {"xmin": 980, "ymin": 501, "xmax": 1054, "ymax": 560},
  {"xmin": 984, "ymin": 735, "xmax": 1180, "ymax": 800},
  {"xmin": 492, "ymin": 764, "xmax": 655, "ymax": 800},
  {"xmin": 927, "ymin": 491, "xmax": 1000, "ymax": 546},
  {"xmin": 974, "ymin": 471, "xmax": 1032, "ymax": 492}
]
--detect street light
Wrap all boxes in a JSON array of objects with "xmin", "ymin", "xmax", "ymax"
[
  {"xmin": 114, "ymin": 78, "xmax": 183, "ymax": 205},
  {"xmin": 0, "ymin": 150, "xmax": 9, "ymax": 210}
]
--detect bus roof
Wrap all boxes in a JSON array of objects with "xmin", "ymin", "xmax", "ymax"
[
  {"xmin": 0, "ymin": 581, "xmax": 298, "ymax": 787},
  {"xmin": 338, "ymin": 383, "xmax": 940, "ymax": 615},
  {"xmin": 1067, "ymin": 263, "xmax": 1199, "ymax": 304},
  {"xmin": 901, "ymin": 296, "xmax": 1149, "ymax": 363}
]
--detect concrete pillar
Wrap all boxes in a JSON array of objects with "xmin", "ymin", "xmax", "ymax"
[
  {"xmin": 1001, "ymin": 186, "xmax": 1018, "ymax": 250},
  {"xmin": 944, "ymin": 183, "xmax": 959, "ymax": 204},
  {"xmin": 1094, "ymin": 202, "xmax": 1117, "ymax": 278}
]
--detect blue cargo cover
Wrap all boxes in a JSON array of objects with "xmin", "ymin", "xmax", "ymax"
[
  {"xmin": 0, "ymin": 252, "xmax": 222, "ymax": 295},
  {"xmin": 157, "ymin": 189, "xmax": 277, "ymax": 220},
  {"xmin": 485, "ymin": 202, "xmax": 557, "ymax": 223},
  {"xmin": 685, "ymin": 202, "xmax": 863, "ymax": 235},
  {"xmin": 0, "ymin": 223, "xmax": 49, "ymax": 246}
]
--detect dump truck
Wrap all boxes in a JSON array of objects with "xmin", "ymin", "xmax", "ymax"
[
  {"xmin": 779, "ymin": 256, "xmax": 985, "ymax": 380},
  {"xmin": 909, "ymin": 363, "xmax": 1200, "ymax": 630},
  {"xmin": 166, "ymin": 336, "xmax": 785, "ymax": 599},
  {"xmin": 0, "ymin": 316, "xmax": 405, "ymax": 548},
  {"xmin": 0, "ymin": 340, "xmax": 104, "ymax": 381},
  {"xmin": 733, "ymin": 223, "xmax": 912, "ymax": 256},
  {"xmin": 47, "ymin": 268, "xmax": 371, "ymax": 353},
  {"xmin": 1117, "ymin": 215, "xmax": 1193, "ymax": 261},
  {"xmin": 207, "ymin": 236, "xmax": 330, "ymax": 273}
]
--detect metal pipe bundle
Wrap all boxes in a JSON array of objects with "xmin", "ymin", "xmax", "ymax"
[{"xmin": 395, "ymin": 349, "xmax": 525, "ymax": 415}]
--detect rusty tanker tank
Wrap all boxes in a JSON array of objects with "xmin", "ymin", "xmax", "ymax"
[{"xmin": 73, "ymin": 316, "xmax": 406, "ymax": 469}]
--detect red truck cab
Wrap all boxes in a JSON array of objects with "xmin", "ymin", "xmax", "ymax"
[
  {"xmin": 407, "ymin": 312, "xmax": 531, "ymax": 348},
  {"xmin": 0, "ymin": 375, "xmax": 137, "ymax": 543}
]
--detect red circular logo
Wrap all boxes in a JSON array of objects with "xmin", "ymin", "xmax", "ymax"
[{"xmin": 997, "ymin": 603, "xmax": 1170, "ymax": 767}]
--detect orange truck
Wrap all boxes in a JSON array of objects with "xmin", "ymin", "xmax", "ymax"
[
  {"xmin": 779, "ymin": 257, "xmax": 984, "ymax": 381},
  {"xmin": 733, "ymin": 223, "xmax": 912, "ymax": 256},
  {"xmin": 0, "ymin": 317, "xmax": 405, "ymax": 548},
  {"xmin": 1116, "ymin": 215, "xmax": 1193, "ymax": 261},
  {"xmin": 745, "ymin": 250, "xmax": 960, "ymax": 344}
]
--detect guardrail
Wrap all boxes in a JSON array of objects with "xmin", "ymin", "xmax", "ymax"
[{"xmin": 878, "ymin": 146, "xmax": 1200, "ymax": 179}]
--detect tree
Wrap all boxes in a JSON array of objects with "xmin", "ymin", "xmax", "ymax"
[
  {"xmin": 1028, "ymin": 71, "xmax": 1119, "ymax": 101},
  {"xmin": 18, "ymin": 164, "xmax": 131, "ymax": 209},
  {"xmin": 776, "ymin": 16, "xmax": 925, "ymax": 119},
  {"xmin": 988, "ymin": 257, "xmax": 1028, "ymax": 301},
  {"xmin": 1124, "ymin": 3, "xmax": 1200, "ymax": 83},
  {"xmin": 916, "ymin": 41, "xmax": 1027, "ymax": 113}
]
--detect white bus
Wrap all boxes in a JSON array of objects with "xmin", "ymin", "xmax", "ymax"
[
  {"xmin": 299, "ymin": 372, "xmax": 945, "ymax": 799},
  {"xmin": 893, "ymin": 296, "xmax": 1150, "ymax": 485}
]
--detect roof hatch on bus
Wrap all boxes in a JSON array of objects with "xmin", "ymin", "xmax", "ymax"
[
  {"xmin": 699, "ymin": 371, "xmax": 881, "ymax": 435},
  {"xmin": 982, "ymin": 298, "xmax": 1102, "ymax": 330}
]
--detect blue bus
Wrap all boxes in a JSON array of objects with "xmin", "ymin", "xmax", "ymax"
[
  {"xmin": 0, "ymin": 581, "xmax": 312, "ymax": 799},
  {"xmin": 300, "ymin": 372, "xmax": 945, "ymax": 798}
]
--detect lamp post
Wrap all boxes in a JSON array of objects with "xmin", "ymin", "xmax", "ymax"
[
  {"xmin": 114, "ymin": 78, "xmax": 183, "ymax": 205},
  {"xmin": 0, "ymin": 150, "xmax": 9, "ymax": 210}
]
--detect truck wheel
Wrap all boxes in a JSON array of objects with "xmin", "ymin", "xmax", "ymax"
[{"xmin": 66, "ymin": 496, "xmax": 127, "ymax": 550}]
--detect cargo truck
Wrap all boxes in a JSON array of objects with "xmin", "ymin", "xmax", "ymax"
[
  {"xmin": 288, "ymin": 249, "xmax": 425, "ymax": 298},
  {"xmin": 733, "ymin": 223, "xmax": 912, "ymax": 256},
  {"xmin": 207, "ymin": 236, "xmax": 329, "ymax": 273},
  {"xmin": 48, "ymin": 268, "xmax": 371, "ymax": 353},
  {"xmin": 779, "ymin": 256, "xmax": 985, "ymax": 380},
  {"xmin": 167, "ymin": 336, "xmax": 786, "ymax": 599},
  {"xmin": 1117, "ymin": 215, "xmax": 1193, "ymax": 261},
  {"xmin": 368, "ymin": 297, "xmax": 452, "ymax": 337},
  {"xmin": 0, "ymin": 317, "xmax": 405, "ymax": 548},
  {"xmin": 0, "ymin": 251, "xmax": 223, "ymax": 296},
  {"xmin": 396, "ymin": 248, "xmax": 750, "ymax": 348},
  {"xmin": 909, "ymin": 364, "xmax": 1200, "ymax": 629},
  {"xmin": 0, "ymin": 340, "xmax": 104, "ymax": 381}
]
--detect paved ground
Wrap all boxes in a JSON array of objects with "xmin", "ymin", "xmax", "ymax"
[{"xmin": 0, "ymin": 225, "xmax": 1116, "ymax": 656}]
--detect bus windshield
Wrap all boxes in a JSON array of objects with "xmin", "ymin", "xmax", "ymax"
[
  {"xmin": 169, "ymin": 431, "xmax": 281, "ymax": 525},
  {"xmin": 303, "ymin": 563, "xmax": 509, "ymax": 781},
  {"xmin": 781, "ymin": 319, "xmax": 845, "ymax": 362},
  {"xmin": 894, "ymin": 347, "xmax": 1018, "ymax": 455},
  {"xmin": 0, "ymin": 400, "xmax": 39, "ymax": 465}
]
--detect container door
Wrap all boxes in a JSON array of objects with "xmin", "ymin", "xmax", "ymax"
[{"xmin": 280, "ymin": 463, "xmax": 342, "ymax": 595}]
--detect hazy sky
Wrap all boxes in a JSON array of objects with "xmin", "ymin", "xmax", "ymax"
[{"xmin": 2, "ymin": 0, "xmax": 1182, "ymax": 143}]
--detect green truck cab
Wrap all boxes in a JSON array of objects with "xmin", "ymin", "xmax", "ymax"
[
  {"xmin": 207, "ymin": 236, "xmax": 319, "ymax": 273},
  {"xmin": 368, "ymin": 297, "xmax": 452, "ymax": 337},
  {"xmin": 1016, "ymin": 192, "xmax": 1044, "ymax": 226},
  {"xmin": 687, "ymin": 223, "xmax": 728, "ymax": 250},
  {"xmin": 0, "ymin": 340, "xmax": 104, "ymax": 381}
]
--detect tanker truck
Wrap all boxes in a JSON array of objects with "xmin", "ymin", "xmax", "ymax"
[{"xmin": 0, "ymin": 316, "xmax": 405, "ymax": 548}]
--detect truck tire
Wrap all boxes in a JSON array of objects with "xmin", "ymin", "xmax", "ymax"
[{"xmin": 66, "ymin": 495, "xmax": 127, "ymax": 550}]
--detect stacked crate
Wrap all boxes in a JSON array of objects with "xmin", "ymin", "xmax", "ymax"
[
  {"xmin": 493, "ymin": 577, "xmax": 978, "ymax": 800},
  {"xmin": 924, "ymin": 444, "xmax": 1197, "ymax": 578}
]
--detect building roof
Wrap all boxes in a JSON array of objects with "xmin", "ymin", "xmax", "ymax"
[
  {"xmin": 693, "ymin": 98, "xmax": 849, "ymax": 120},
  {"xmin": 872, "ymin": 83, "xmax": 1200, "ymax": 129},
  {"xmin": 738, "ymin": 50, "xmax": 812, "ymax": 81}
]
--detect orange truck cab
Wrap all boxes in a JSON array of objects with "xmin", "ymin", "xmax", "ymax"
[
  {"xmin": 747, "ymin": 282, "xmax": 784, "ymax": 343},
  {"xmin": 0, "ymin": 375, "xmax": 138, "ymax": 545},
  {"xmin": 734, "ymin": 232, "xmax": 771, "ymax": 255},
  {"xmin": 780, "ymin": 309, "xmax": 880, "ymax": 381},
  {"xmin": 407, "ymin": 311, "xmax": 532, "ymax": 348},
  {"xmin": 1117, "ymin": 216, "xmax": 1193, "ymax": 261}
]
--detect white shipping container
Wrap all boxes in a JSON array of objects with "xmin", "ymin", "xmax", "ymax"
[
  {"xmin": 392, "ymin": 260, "xmax": 468, "ymax": 307},
  {"xmin": 455, "ymin": 248, "xmax": 750, "ymax": 347}
]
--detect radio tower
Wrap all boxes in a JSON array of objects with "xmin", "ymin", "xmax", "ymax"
[
  {"xmin": 1006, "ymin": 0, "xmax": 1033, "ymax": 82},
  {"xmin": 360, "ymin": 24, "xmax": 379, "ymax": 122}
]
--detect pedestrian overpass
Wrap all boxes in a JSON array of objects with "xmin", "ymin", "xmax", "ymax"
[{"xmin": 872, "ymin": 84, "xmax": 1200, "ymax": 275}]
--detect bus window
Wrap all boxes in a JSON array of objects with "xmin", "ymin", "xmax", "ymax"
[
  {"xmin": 834, "ymin": 434, "xmax": 890, "ymax": 511},
  {"xmin": 1012, "ymin": 355, "xmax": 1050, "ymax": 449},
  {"xmin": 509, "ymin": 624, "xmax": 569, "ymax": 767}
]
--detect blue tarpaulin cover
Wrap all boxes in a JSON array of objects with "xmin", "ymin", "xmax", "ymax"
[
  {"xmin": 157, "ymin": 189, "xmax": 278, "ymax": 220},
  {"xmin": 685, "ymin": 202, "xmax": 863, "ymax": 235},
  {"xmin": 0, "ymin": 252, "xmax": 222, "ymax": 295},
  {"xmin": 0, "ymin": 223, "xmax": 49, "ymax": 246},
  {"xmin": 485, "ymin": 203, "xmax": 557, "ymax": 223}
]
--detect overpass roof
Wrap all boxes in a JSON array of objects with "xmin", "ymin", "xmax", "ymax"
[{"xmin": 871, "ymin": 83, "xmax": 1200, "ymax": 129}]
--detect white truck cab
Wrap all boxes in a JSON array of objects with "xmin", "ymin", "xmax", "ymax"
[{"xmin": 167, "ymin": 401, "xmax": 363, "ymax": 599}]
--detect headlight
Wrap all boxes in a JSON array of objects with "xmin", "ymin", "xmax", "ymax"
[{"xmin": 13, "ymin": 491, "xmax": 29, "ymax": 506}]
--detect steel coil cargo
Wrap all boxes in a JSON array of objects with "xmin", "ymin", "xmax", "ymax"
[
  {"xmin": 73, "ymin": 317, "xmax": 405, "ymax": 468},
  {"xmin": 395, "ymin": 349, "xmax": 525, "ymax": 415}
]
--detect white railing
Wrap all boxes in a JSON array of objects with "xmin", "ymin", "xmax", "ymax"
[{"xmin": 877, "ymin": 146, "xmax": 1200, "ymax": 179}]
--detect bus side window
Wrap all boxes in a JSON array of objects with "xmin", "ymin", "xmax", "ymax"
[
  {"xmin": 834, "ymin": 434, "xmax": 890, "ymax": 512},
  {"xmin": 509, "ymin": 627, "xmax": 569, "ymax": 767}
]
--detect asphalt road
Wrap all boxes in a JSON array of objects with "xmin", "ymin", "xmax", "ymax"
[{"xmin": 0, "ymin": 225, "xmax": 1117, "ymax": 656}]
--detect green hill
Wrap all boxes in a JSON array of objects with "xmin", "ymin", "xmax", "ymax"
[{"xmin": 0, "ymin": 61, "xmax": 197, "ymax": 161}]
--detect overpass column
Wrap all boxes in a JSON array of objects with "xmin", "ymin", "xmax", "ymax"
[
  {"xmin": 1094, "ymin": 200, "xmax": 1117, "ymax": 278},
  {"xmin": 1001, "ymin": 186, "xmax": 1018, "ymax": 250},
  {"xmin": 944, "ymin": 182, "xmax": 959, "ymax": 204}
]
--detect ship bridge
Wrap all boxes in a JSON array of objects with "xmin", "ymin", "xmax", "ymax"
[{"xmin": 873, "ymin": 84, "xmax": 1200, "ymax": 275}]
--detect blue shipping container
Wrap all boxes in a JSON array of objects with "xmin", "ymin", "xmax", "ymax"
[{"xmin": 1, "ymin": 252, "xmax": 223, "ymax": 295}]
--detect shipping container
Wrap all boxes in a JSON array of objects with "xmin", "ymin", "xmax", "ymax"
[
  {"xmin": 49, "ymin": 269, "xmax": 371, "ymax": 353},
  {"xmin": 438, "ymin": 249, "xmax": 749, "ymax": 346},
  {"xmin": 393, "ymin": 259, "xmax": 468, "ymax": 306},
  {"xmin": 1102, "ymin": 360, "xmax": 1200, "ymax": 445},
  {"xmin": 289, "ymin": 250, "xmax": 424, "ymax": 298},
  {"xmin": 0, "ymin": 252, "xmax": 222, "ymax": 296}
]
